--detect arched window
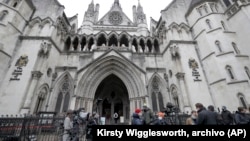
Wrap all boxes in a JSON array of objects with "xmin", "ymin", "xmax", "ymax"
[
  {"xmin": 151, "ymin": 77, "xmax": 165, "ymax": 112},
  {"xmin": 0, "ymin": 10, "xmax": 8, "ymax": 21},
  {"xmin": 55, "ymin": 76, "xmax": 72, "ymax": 114},
  {"xmin": 132, "ymin": 38, "xmax": 138, "ymax": 52},
  {"xmin": 206, "ymin": 19, "xmax": 212, "ymax": 29},
  {"xmin": 139, "ymin": 39, "xmax": 145, "ymax": 52},
  {"xmin": 223, "ymin": 0, "xmax": 231, "ymax": 7},
  {"xmin": 64, "ymin": 37, "xmax": 71, "ymax": 51},
  {"xmin": 72, "ymin": 37, "xmax": 79, "ymax": 51},
  {"xmin": 120, "ymin": 35, "xmax": 129, "ymax": 47},
  {"xmin": 55, "ymin": 92, "xmax": 63, "ymax": 113},
  {"xmin": 215, "ymin": 40, "xmax": 222, "ymax": 52},
  {"xmin": 152, "ymin": 92, "xmax": 158, "ymax": 112},
  {"xmin": 171, "ymin": 87, "xmax": 179, "ymax": 108},
  {"xmin": 238, "ymin": 94, "xmax": 248, "ymax": 109},
  {"xmin": 63, "ymin": 93, "xmax": 70, "ymax": 113},
  {"xmin": 197, "ymin": 8, "xmax": 202, "ymax": 16},
  {"xmin": 226, "ymin": 65, "xmax": 235, "ymax": 80},
  {"xmin": 13, "ymin": 2, "xmax": 18, "ymax": 8},
  {"xmin": 245, "ymin": 67, "xmax": 250, "ymax": 80},
  {"xmin": 232, "ymin": 42, "xmax": 240, "ymax": 54},
  {"xmin": 97, "ymin": 34, "xmax": 107, "ymax": 46},
  {"xmin": 88, "ymin": 37, "xmax": 94, "ymax": 51},
  {"xmin": 81, "ymin": 36, "xmax": 87, "ymax": 51},
  {"xmin": 147, "ymin": 40, "xmax": 152, "ymax": 53},
  {"xmin": 204, "ymin": 4, "xmax": 208, "ymax": 13},
  {"xmin": 221, "ymin": 21, "xmax": 227, "ymax": 30},
  {"xmin": 35, "ymin": 87, "xmax": 48, "ymax": 113},
  {"xmin": 108, "ymin": 34, "xmax": 118, "ymax": 47},
  {"xmin": 158, "ymin": 92, "xmax": 164, "ymax": 111},
  {"xmin": 214, "ymin": 4, "xmax": 219, "ymax": 12},
  {"xmin": 154, "ymin": 39, "xmax": 160, "ymax": 53}
]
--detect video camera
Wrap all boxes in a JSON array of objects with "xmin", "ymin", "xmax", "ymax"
[{"xmin": 163, "ymin": 102, "xmax": 179, "ymax": 116}]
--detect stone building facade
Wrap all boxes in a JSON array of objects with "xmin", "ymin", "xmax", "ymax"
[{"xmin": 0, "ymin": 0, "xmax": 250, "ymax": 123}]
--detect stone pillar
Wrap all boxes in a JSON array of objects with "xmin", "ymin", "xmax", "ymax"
[
  {"xmin": 144, "ymin": 96, "xmax": 150, "ymax": 108},
  {"xmin": 22, "ymin": 71, "xmax": 43, "ymax": 113},
  {"xmin": 118, "ymin": 42, "xmax": 120, "ymax": 48},
  {"xmin": 129, "ymin": 39, "xmax": 132, "ymax": 51},
  {"xmin": 176, "ymin": 72, "xmax": 191, "ymax": 113},
  {"xmin": 129, "ymin": 99, "xmax": 134, "ymax": 118},
  {"xmin": 88, "ymin": 99, "xmax": 93, "ymax": 113}
]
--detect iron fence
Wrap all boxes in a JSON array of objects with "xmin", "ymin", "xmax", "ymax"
[{"xmin": 0, "ymin": 114, "xmax": 65, "ymax": 141}]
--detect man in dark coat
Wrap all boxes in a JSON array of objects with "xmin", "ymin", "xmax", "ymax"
[
  {"xmin": 221, "ymin": 106, "xmax": 234, "ymax": 125},
  {"xmin": 195, "ymin": 103, "xmax": 218, "ymax": 125},
  {"xmin": 234, "ymin": 107, "xmax": 250, "ymax": 125},
  {"xmin": 207, "ymin": 105, "xmax": 223, "ymax": 125}
]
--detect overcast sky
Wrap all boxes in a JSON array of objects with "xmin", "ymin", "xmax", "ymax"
[{"xmin": 58, "ymin": 0, "xmax": 172, "ymax": 28}]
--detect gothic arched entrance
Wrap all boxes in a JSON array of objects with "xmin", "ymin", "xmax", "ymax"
[
  {"xmin": 94, "ymin": 74, "xmax": 129, "ymax": 124},
  {"xmin": 76, "ymin": 54, "xmax": 147, "ymax": 124}
]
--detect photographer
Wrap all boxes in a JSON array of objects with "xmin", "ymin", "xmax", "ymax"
[{"xmin": 63, "ymin": 109, "xmax": 73, "ymax": 141}]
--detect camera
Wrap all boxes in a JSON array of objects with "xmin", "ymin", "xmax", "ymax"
[{"xmin": 163, "ymin": 102, "xmax": 179, "ymax": 116}]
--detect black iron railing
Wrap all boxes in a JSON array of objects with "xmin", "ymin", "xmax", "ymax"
[{"xmin": 0, "ymin": 114, "xmax": 64, "ymax": 141}]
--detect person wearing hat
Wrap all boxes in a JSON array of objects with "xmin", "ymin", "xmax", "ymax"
[
  {"xmin": 221, "ymin": 106, "xmax": 234, "ymax": 125},
  {"xmin": 63, "ymin": 109, "xmax": 73, "ymax": 141},
  {"xmin": 131, "ymin": 108, "xmax": 143, "ymax": 125},
  {"xmin": 141, "ymin": 104, "xmax": 154, "ymax": 125}
]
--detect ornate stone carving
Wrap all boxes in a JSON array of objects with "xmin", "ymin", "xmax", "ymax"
[
  {"xmin": 189, "ymin": 58, "xmax": 199, "ymax": 70},
  {"xmin": 152, "ymin": 77, "xmax": 159, "ymax": 91},
  {"xmin": 31, "ymin": 71, "xmax": 43, "ymax": 79},
  {"xmin": 15, "ymin": 55, "xmax": 28, "ymax": 67},
  {"xmin": 52, "ymin": 72, "xmax": 58, "ymax": 81},
  {"xmin": 171, "ymin": 87, "xmax": 178, "ymax": 99},
  {"xmin": 61, "ymin": 76, "xmax": 70, "ymax": 93},
  {"xmin": 170, "ymin": 44, "xmax": 179, "ymax": 59},
  {"xmin": 38, "ymin": 42, "xmax": 51, "ymax": 58},
  {"xmin": 176, "ymin": 72, "xmax": 185, "ymax": 80},
  {"xmin": 109, "ymin": 11, "xmax": 123, "ymax": 25}
]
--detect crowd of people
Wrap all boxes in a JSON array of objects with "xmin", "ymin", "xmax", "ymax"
[
  {"xmin": 62, "ymin": 103, "xmax": 250, "ymax": 140},
  {"xmin": 131, "ymin": 103, "xmax": 250, "ymax": 126}
]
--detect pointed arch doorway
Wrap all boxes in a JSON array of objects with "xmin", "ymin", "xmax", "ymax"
[{"xmin": 93, "ymin": 74, "xmax": 129, "ymax": 124}]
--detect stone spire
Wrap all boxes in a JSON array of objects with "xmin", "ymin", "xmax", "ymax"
[
  {"xmin": 135, "ymin": 0, "xmax": 148, "ymax": 36},
  {"xmin": 83, "ymin": 0, "xmax": 96, "ymax": 22},
  {"xmin": 137, "ymin": 0, "xmax": 143, "ymax": 13},
  {"xmin": 112, "ymin": 0, "xmax": 121, "ymax": 9},
  {"xmin": 136, "ymin": 0, "xmax": 146, "ymax": 24}
]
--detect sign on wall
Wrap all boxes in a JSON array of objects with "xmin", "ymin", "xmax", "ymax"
[
  {"xmin": 10, "ymin": 55, "xmax": 28, "ymax": 81},
  {"xmin": 189, "ymin": 58, "xmax": 202, "ymax": 82}
]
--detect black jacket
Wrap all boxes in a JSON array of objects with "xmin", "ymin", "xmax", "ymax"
[
  {"xmin": 234, "ymin": 111, "xmax": 250, "ymax": 125},
  {"xmin": 197, "ymin": 108, "xmax": 218, "ymax": 125}
]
